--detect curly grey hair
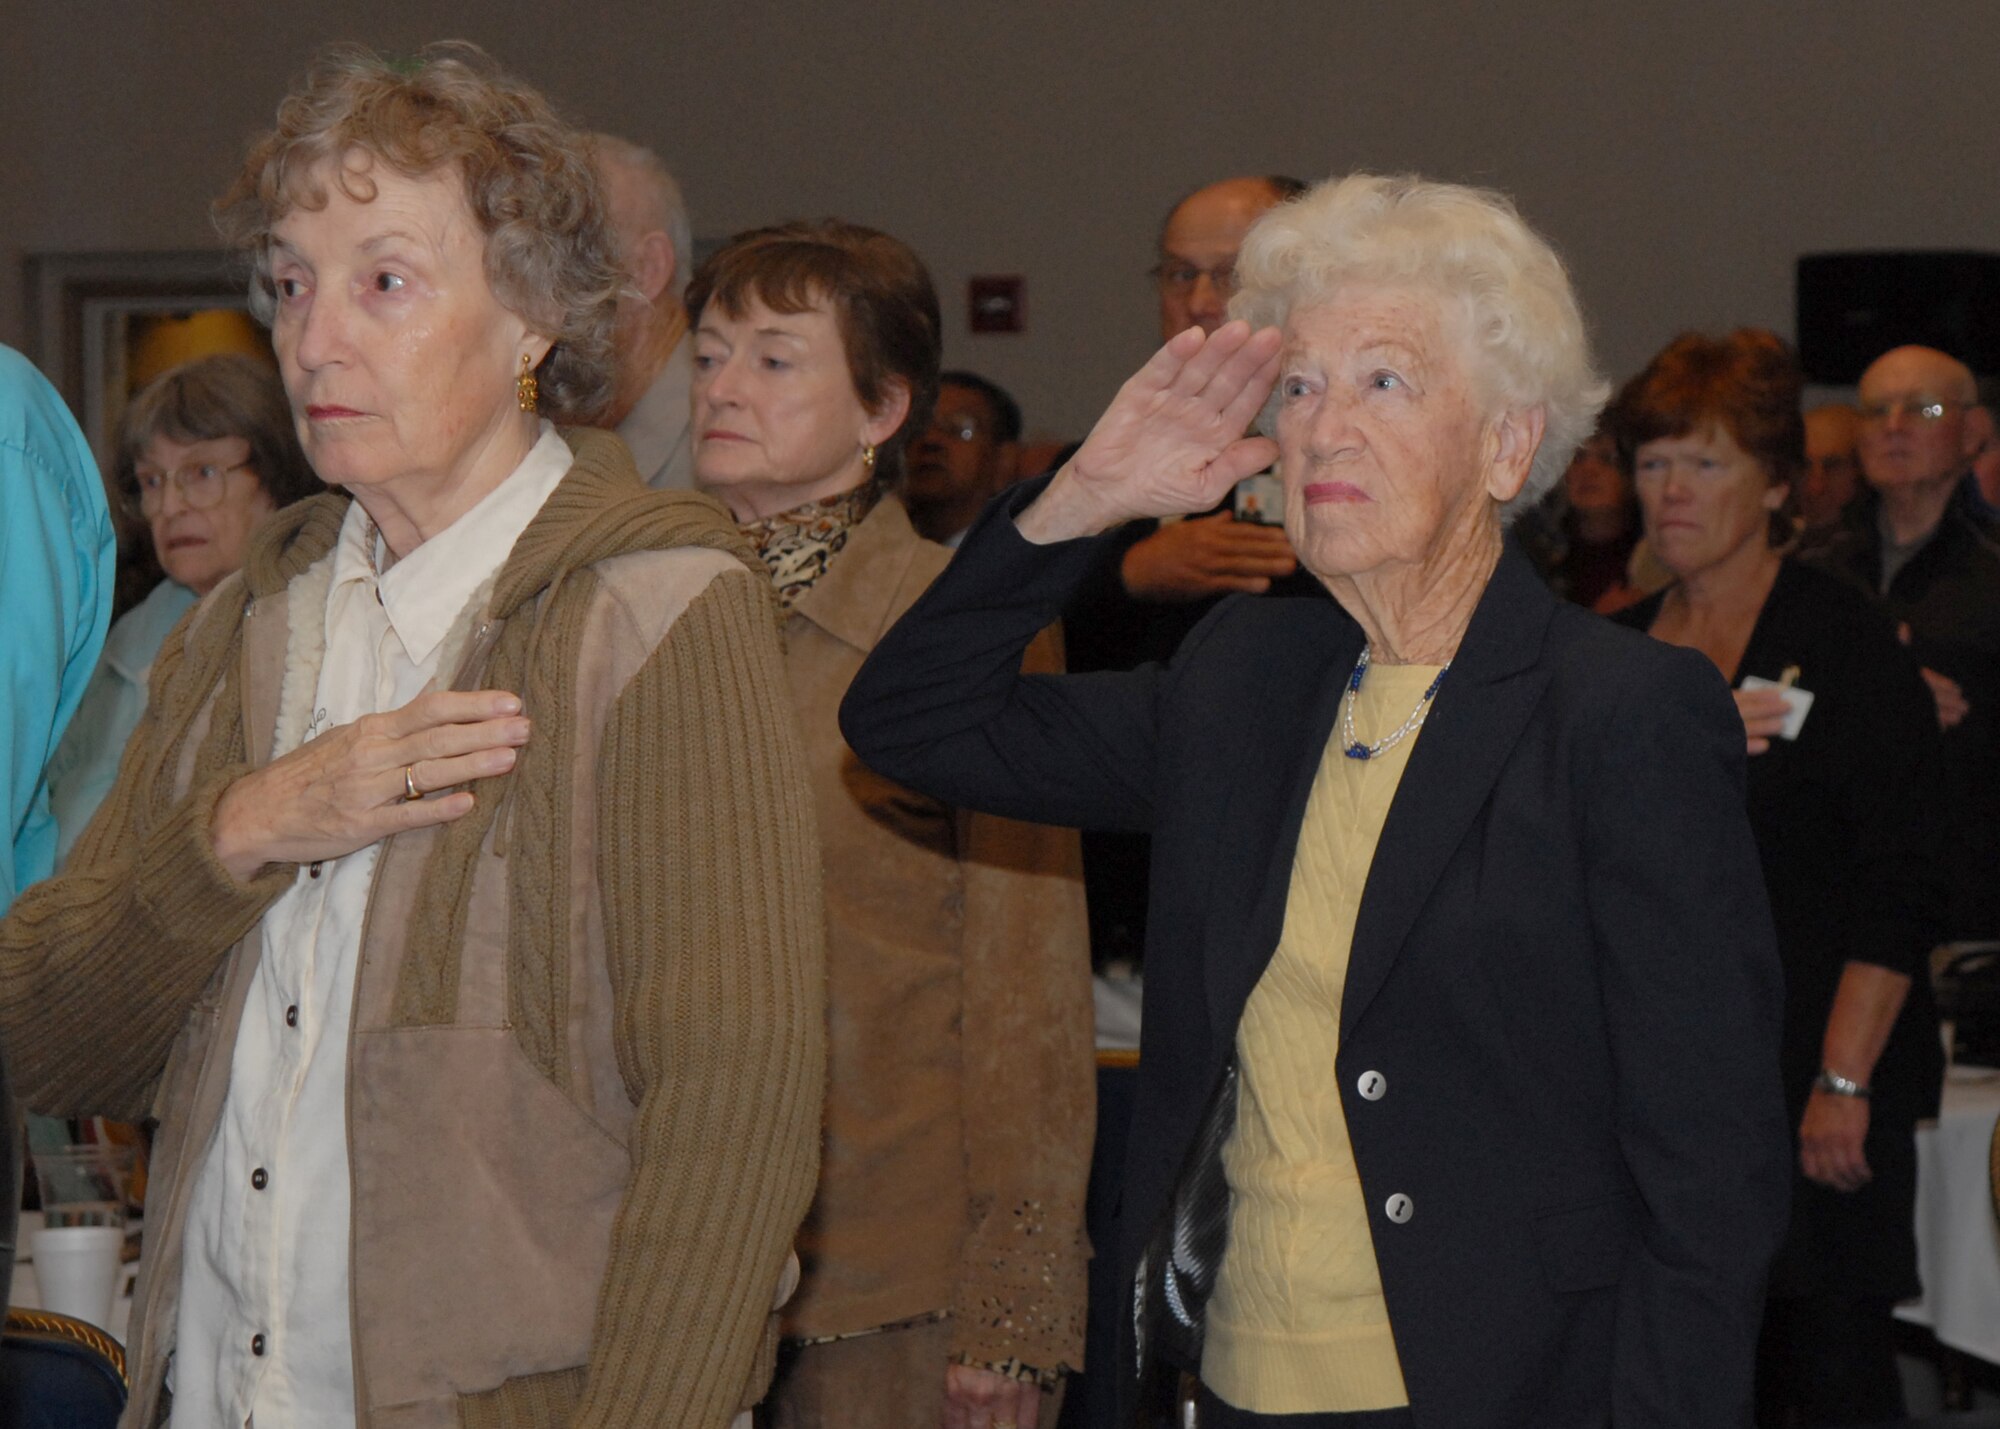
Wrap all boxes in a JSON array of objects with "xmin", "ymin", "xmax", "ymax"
[
  {"xmin": 1231, "ymin": 173, "xmax": 1609, "ymax": 520},
  {"xmin": 213, "ymin": 41, "xmax": 622, "ymax": 424}
]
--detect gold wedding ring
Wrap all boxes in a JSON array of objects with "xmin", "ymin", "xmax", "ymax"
[{"xmin": 403, "ymin": 764, "xmax": 422, "ymax": 802}]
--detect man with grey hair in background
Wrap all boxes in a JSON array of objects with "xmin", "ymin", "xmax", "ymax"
[
  {"xmin": 1056, "ymin": 172, "xmax": 1310, "ymax": 1429},
  {"xmin": 1803, "ymin": 344, "xmax": 2000, "ymax": 945},
  {"xmin": 592, "ymin": 133, "xmax": 697, "ymax": 490}
]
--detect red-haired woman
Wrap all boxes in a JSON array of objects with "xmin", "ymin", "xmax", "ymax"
[{"xmin": 1608, "ymin": 330, "xmax": 1945, "ymax": 1427}]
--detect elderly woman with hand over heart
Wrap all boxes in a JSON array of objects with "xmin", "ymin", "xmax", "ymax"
[
  {"xmin": 841, "ymin": 174, "xmax": 1790, "ymax": 1428},
  {"xmin": 0, "ymin": 42, "xmax": 823, "ymax": 1429}
]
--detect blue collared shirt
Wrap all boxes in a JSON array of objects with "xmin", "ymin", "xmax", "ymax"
[{"xmin": 0, "ymin": 345, "xmax": 114, "ymax": 913}]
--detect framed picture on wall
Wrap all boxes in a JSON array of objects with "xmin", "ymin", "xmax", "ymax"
[
  {"xmin": 24, "ymin": 249, "xmax": 274, "ymax": 462},
  {"xmin": 25, "ymin": 249, "xmax": 278, "ymax": 616}
]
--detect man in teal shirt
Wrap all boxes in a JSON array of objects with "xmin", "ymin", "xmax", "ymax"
[{"xmin": 0, "ymin": 344, "xmax": 114, "ymax": 916}]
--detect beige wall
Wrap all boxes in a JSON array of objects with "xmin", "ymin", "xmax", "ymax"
[{"xmin": 6, "ymin": 3, "xmax": 1996, "ymax": 439}]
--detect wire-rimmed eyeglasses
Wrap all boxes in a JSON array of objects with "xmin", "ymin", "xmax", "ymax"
[{"xmin": 131, "ymin": 459, "xmax": 254, "ymax": 516}]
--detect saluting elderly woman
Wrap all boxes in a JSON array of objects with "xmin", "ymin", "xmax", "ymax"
[
  {"xmin": 0, "ymin": 43, "xmax": 824, "ymax": 1429},
  {"xmin": 843, "ymin": 174, "xmax": 1791, "ymax": 1429}
]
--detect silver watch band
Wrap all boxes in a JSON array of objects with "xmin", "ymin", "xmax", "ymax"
[{"xmin": 1814, "ymin": 1068, "xmax": 1870, "ymax": 1099}]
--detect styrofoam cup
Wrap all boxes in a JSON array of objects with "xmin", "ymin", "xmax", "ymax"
[{"xmin": 31, "ymin": 1225, "xmax": 124, "ymax": 1328}]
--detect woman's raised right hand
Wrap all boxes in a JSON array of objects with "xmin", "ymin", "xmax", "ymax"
[
  {"xmin": 211, "ymin": 689, "xmax": 530, "ymax": 883},
  {"xmin": 1015, "ymin": 319, "xmax": 1283, "ymax": 544}
]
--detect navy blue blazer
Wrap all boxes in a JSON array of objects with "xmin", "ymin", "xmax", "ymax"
[{"xmin": 841, "ymin": 486, "xmax": 1791, "ymax": 1429}]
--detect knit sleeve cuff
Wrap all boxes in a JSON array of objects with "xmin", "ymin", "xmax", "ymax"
[
  {"xmin": 133, "ymin": 763, "xmax": 296, "ymax": 951},
  {"xmin": 0, "ymin": 763, "xmax": 296, "ymax": 1118}
]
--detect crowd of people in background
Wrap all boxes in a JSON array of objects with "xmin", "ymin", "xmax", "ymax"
[{"xmin": 0, "ymin": 35, "xmax": 1992, "ymax": 1429}]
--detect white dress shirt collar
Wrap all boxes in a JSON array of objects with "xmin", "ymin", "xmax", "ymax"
[{"xmin": 329, "ymin": 422, "xmax": 573, "ymax": 666}]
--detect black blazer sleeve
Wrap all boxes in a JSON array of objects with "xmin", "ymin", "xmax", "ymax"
[
  {"xmin": 843, "ymin": 481, "xmax": 1221, "ymax": 834},
  {"xmin": 1581, "ymin": 642, "xmax": 1791, "ymax": 1426},
  {"xmin": 1814, "ymin": 599, "xmax": 1948, "ymax": 984}
]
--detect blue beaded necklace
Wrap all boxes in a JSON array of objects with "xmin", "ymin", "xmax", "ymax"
[{"xmin": 1340, "ymin": 646, "xmax": 1450, "ymax": 761}]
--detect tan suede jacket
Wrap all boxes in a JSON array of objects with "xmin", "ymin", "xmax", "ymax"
[
  {"xmin": 777, "ymin": 494, "xmax": 1093, "ymax": 1375},
  {"xmin": 0, "ymin": 431, "xmax": 826, "ymax": 1429}
]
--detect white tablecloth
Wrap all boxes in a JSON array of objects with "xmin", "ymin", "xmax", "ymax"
[{"xmin": 1897, "ymin": 1067, "xmax": 2000, "ymax": 1362}]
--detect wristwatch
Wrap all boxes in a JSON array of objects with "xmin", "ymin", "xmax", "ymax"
[{"xmin": 1814, "ymin": 1068, "xmax": 1870, "ymax": 1100}]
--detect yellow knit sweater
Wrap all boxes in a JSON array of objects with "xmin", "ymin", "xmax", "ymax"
[{"xmin": 1203, "ymin": 664, "xmax": 1439, "ymax": 1414}]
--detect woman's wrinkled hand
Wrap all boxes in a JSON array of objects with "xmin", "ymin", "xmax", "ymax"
[
  {"xmin": 211, "ymin": 688, "xmax": 529, "ymax": 883},
  {"xmin": 1799, "ymin": 1088, "xmax": 1871, "ymax": 1193},
  {"xmin": 1732, "ymin": 686, "xmax": 1791, "ymax": 755},
  {"xmin": 942, "ymin": 1363, "xmax": 1042, "ymax": 1429},
  {"xmin": 1015, "ymin": 320, "xmax": 1282, "ymax": 545}
]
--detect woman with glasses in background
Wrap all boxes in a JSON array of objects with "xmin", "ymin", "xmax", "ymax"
[{"xmin": 46, "ymin": 353, "xmax": 321, "ymax": 860}]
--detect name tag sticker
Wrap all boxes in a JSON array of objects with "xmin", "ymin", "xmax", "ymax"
[{"xmin": 1738, "ymin": 675, "xmax": 1814, "ymax": 741}]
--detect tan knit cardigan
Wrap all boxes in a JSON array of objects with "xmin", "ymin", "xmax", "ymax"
[{"xmin": 0, "ymin": 429, "xmax": 827, "ymax": 1429}]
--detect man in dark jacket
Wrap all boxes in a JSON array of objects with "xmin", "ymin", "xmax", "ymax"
[{"xmin": 1801, "ymin": 344, "xmax": 2000, "ymax": 942}]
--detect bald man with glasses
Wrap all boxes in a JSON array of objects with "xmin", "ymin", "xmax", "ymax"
[
  {"xmin": 1055, "ymin": 174, "xmax": 1319, "ymax": 1429},
  {"xmin": 1803, "ymin": 345, "xmax": 2000, "ymax": 943},
  {"xmin": 1110, "ymin": 177, "xmax": 1309, "ymax": 607}
]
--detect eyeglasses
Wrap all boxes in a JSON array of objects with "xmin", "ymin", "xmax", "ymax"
[
  {"xmin": 1150, "ymin": 260, "xmax": 1237, "ymax": 298},
  {"xmin": 132, "ymin": 459, "xmax": 253, "ymax": 516},
  {"xmin": 1857, "ymin": 396, "xmax": 1969, "ymax": 425},
  {"xmin": 927, "ymin": 415, "xmax": 988, "ymax": 444}
]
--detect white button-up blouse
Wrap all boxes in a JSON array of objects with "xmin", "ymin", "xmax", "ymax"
[{"xmin": 170, "ymin": 426, "xmax": 572, "ymax": 1429}]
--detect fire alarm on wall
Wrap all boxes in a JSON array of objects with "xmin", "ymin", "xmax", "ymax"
[{"xmin": 968, "ymin": 275, "xmax": 1024, "ymax": 334}]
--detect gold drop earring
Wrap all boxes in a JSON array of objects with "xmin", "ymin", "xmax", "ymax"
[
  {"xmin": 517, "ymin": 354, "xmax": 539, "ymax": 413},
  {"xmin": 861, "ymin": 443, "xmax": 877, "ymax": 471}
]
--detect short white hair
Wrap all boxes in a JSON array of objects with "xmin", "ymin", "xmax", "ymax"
[
  {"xmin": 1231, "ymin": 173, "xmax": 1608, "ymax": 520},
  {"xmin": 590, "ymin": 132, "xmax": 692, "ymax": 300}
]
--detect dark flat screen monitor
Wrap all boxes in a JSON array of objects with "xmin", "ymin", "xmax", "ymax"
[{"xmin": 1796, "ymin": 251, "xmax": 2000, "ymax": 384}]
